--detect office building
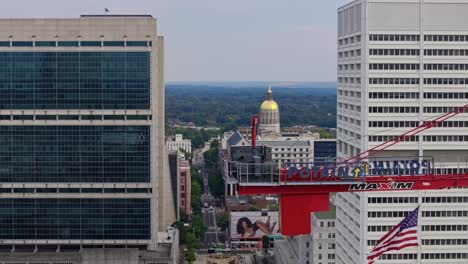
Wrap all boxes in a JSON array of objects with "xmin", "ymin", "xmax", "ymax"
[
  {"xmin": 179, "ymin": 158, "xmax": 191, "ymax": 215},
  {"xmin": 311, "ymin": 208, "xmax": 336, "ymax": 264},
  {"xmin": 0, "ymin": 16, "xmax": 177, "ymax": 263},
  {"xmin": 336, "ymin": 1, "xmax": 468, "ymax": 263},
  {"xmin": 166, "ymin": 133, "xmax": 192, "ymax": 155},
  {"xmin": 314, "ymin": 139, "xmax": 337, "ymax": 161}
]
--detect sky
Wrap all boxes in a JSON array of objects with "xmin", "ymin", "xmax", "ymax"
[{"xmin": 0, "ymin": 0, "xmax": 352, "ymax": 82}]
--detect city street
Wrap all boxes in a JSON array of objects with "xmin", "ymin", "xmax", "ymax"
[{"xmin": 200, "ymin": 163, "xmax": 222, "ymax": 249}]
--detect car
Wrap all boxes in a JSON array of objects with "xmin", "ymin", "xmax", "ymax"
[
  {"xmin": 209, "ymin": 206, "xmax": 214, "ymax": 212},
  {"xmin": 204, "ymin": 202, "xmax": 208, "ymax": 208}
]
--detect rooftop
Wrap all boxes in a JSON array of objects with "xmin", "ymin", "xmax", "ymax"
[
  {"xmin": 257, "ymin": 140, "xmax": 310, "ymax": 147},
  {"xmin": 314, "ymin": 204, "xmax": 336, "ymax": 219},
  {"xmin": 80, "ymin": 14, "xmax": 153, "ymax": 18}
]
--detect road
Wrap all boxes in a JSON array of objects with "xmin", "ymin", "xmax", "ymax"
[{"xmin": 201, "ymin": 163, "xmax": 222, "ymax": 248}]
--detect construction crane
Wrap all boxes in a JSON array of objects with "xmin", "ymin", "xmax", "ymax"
[{"xmin": 235, "ymin": 104, "xmax": 468, "ymax": 236}]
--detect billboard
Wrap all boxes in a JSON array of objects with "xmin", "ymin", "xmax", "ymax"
[{"xmin": 230, "ymin": 211, "xmax": 280, "ymax": 239}]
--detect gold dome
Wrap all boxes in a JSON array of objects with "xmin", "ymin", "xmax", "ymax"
[
  {"xmin": 261, "ymin": 100, "xmax": 279, "ymax": 110},
  {"xmin": 260, "ymin": 86, "xmax": 279, "ymax": 111}
]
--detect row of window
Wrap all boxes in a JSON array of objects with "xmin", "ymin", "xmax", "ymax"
[
  {"xmin": 423, "ymin": 196, "xmax": 468, "ymax": 203},
  {"xmin": 338, "ymin": 103, "xmax": 362, "ymax": 112},
  {"xmin": 422, "ymin": 225, "xmax": 468, "ymax": 232},
  {"xmin": 337, "ymin": 77, "xmax": 361, "ymax": 84},
  {"xmin": 424, "ymin": 135, "xmax": 468, "ymax": 142},
  {"xmin": 369, "ymin": 49, "xmax": 419, "ymax": 56},
  {"xmin": 425, "ymin": 64, "xmax": 468, "ymax": 71},
  {"xmin": 369, "ymin": 92, "xmax": 419, "ymax": 99},
  {"xmin": 424, "ymin": 78, "xmax": 468, "ymax": 85},
  {"xmin": 0, "ymin": 114, "xmax": 150, "ymax": 121},
  {"xmin": 369, "ymin": 78, "xmax": 419, "ymax": 85},
  {"xmin": 338, "ymin": 90, "xmax": 361, "ymax": 98},
  {"xmin": 337, "ymin": 63, "xmax": 361, "ymax": 71},
  {"xmin": 424, "ymin": 92, "xmax": 468, "ymax": 99},
  {"xmin": 369, "ymin": 225, "xmax": 468, "ymax": 232},
  {"xmin": 0, "ymin": 188, "xmax": 151, "ymax": 194},
  {"xmin": 423, "ymin": 210, "xmax": 468, "ymax": 217},
  {"xmin": 421, "ymin": 253, "xmax": 468, "ymax": 259},
  {"xmin": 369, "ymin": 121, "xmax": 419, "ymax": 128},
  {"xmin": 369, "ymin": 135, "xmax": 419, "ymax": 142},
  {"xmin": 369, "ymin": 252, "xmax": 468, "ymax": 260},
  {"xmin": 369, "ymin": 48, "xmax": 468, "ymax": 57},
  {"xmin": 425, "ymin": 49, "xmax": 468, "ymax": 56},
  {"xmin": 0, "ymin": 198, "xmax": 150, "ymax": 240},
  {"xmin": 368, "ymin": 106, "xmax": 467, "ymax": 114},
  {"xmin": 369, "ymin": 63, "xmax": 419, "ymax": 71},
  {"xmin": 369, "ymin": 239, "xmax": 468, "ymax": 247},
  {"xmin": 422, "ymin": 239, "xmax": 468, "ymax": 246},
  {"xmin": 369, "ymin": 107, "xmax": 419, "ymax": 113},
  {"xmin": 0, "ymin": 41, "xmax": 151, "ymax": 47},
  {"xmin": 338, "ymin": 49, "xmax": 362, "ymax": 58},
  {"xmin": 424, "ymin": 106, "xmax": 466, "ymax": 113},
  {"xmin": 368, "ymin": 210, "xmax": 468, "ymax": 218},
  {"xmin": 368, "ymin": 197, "xmax": 418, "ymax": 204},
  {"xmin": 369, "ymin": 63, "xmax": 468, "ymax": 71},
  {"xmin": 369, "ymin": 34, "xmax": 420, "ymax": 42},
  {"xmin": 338, "ymin": 35, "xmax": 361, "ymax": 46},
  {"xmin": 369, "ymin": 121, "xmax": 468, "ymax": 128},
  {"xmin": 369, "ymin": 77, "xmax": 468, "ymax": 85},
  {"xmin": 369, "ymin": 106, "xmax": 464, "ymax": 113},
  {"xmin": 425, "ymin": 35, "xmax": 468, "ymax": 42},
  {"xmin": 368, "ymin": 211, "xmax": 409, "ymax": 218}
]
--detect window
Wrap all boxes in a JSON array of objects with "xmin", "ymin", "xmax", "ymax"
[
  {"xmin": 126, "ymin": 41, "xmax": 148, "ymax": 47},
  {"xmin": 103, "ymin": 41, "xmax": 125, "ymax": 47},
  {"xmin": 80, "ymin": 41, "xmax": 102, "ymax": 47},
  {"xmin": 58, "ymin": 41, "xmax": 79, "ymax": 47},
  {"xmin": 12, "ymin": 41, "xmax": 33, "ymax": 47},
  {"xmin": 35, "ymin": 41, "xmax": 56, "ymax": 47}
]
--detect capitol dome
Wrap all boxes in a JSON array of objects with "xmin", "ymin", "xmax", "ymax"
[
  {"xmin": 260, "ymin": 87, "xmax": 279, "ymax": 111},
  {"xmin": 259, "ymin": 86, "xmax": 280, "ymax": 135}
]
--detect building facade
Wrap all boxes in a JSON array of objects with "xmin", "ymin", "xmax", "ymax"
[
  {"xmin": 257, "ymin": 140, "xmax": 313, "ymax": 165},
  {"xmin": 0, "ymin": 16, "xmax": 170, "ymax": 255},
  {"xmin": 166, "ymin": 133, "xmax": 192, "ymax": 155},
  {"xmin": 179, "ymin": 159, "xmax": 191, "ymax": 215},
  {"xmin": 311, "ymin": 209, "xmax": 336, "ymax": 264},
  {"xmin": 336, "ymin": 1, "xmax": 468, "ymax": 263}
]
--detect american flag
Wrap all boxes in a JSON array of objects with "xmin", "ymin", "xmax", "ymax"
[{"xmin": 368, "ymin": 207, "xmax": 419, "ymax": 264}]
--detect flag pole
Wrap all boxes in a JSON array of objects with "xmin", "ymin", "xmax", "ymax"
[{"xmin": 416, "ymin": 192, "xmax": 423, "ymax": 264}]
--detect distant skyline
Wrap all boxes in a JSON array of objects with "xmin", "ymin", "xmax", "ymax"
[{"xmin": 0, "ymin": 0, "xmax": 352, "ymax": 82}]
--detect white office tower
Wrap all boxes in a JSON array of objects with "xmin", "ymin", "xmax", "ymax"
[{"xmin": 336, "ymin": 0, "xmax": 468, "ymax": 263}]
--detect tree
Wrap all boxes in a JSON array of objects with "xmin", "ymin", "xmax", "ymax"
[
  {"xmin": 186, "ymin": 232, "xmax": 203, "ymax": 250},
  {"xmin": 191, "ymin": 214, "xmax": 207, "ymax": 239},
  {"xmin": 185, "ymin": 249, "xmax": 196, "ymax": 263},
  {"xmin": 179, "ymin": 209, "xmax": 189, "ymax": 223},
  {"xmin": 217, "ymin": 212, "xmax": 229, "ymax": 230},
  {"xmin": 316, "ymin": 127, "xmax": 335, "ymax": 139},
  {"xmin": 191, "ymin": 181, "xmax": 202, "ymax": 215}
]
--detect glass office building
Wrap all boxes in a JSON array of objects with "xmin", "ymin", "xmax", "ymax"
[{"xmin": 0, "ymin": 16, "xmax": 166, "ymax": 252}]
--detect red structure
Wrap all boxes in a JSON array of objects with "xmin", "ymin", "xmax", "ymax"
[
  {"xmin": 237, "ymin": 104, "xmax": 468, "ymax": 236},
  {"xmin": 251, "ymin": 115, "xmax": 259, "ymax": 149}
]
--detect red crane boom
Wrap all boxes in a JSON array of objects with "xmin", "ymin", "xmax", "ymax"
[{"xmin": 237, "ymin": 104, "xmax": 468, "ymax": 236}]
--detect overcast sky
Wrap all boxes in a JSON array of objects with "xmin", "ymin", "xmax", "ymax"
[{"xmin": 1, "ymin": 0, "xmax": 351, "ymax": 82}]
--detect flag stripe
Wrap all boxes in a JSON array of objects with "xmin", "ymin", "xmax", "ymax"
[
  {"xmin": 369, "ymin": 242, "xmax": 419, "ymax": 260},
  {"xmin": 372, "ymin": 228, "xmax": 417, "ymax": 252},
  {"xmin": 369, "ymin": 238, "xmax": 418, "ymax": 258}
]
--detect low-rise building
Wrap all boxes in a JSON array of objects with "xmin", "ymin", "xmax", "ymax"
[
  {"xmin": 311, "ymin": 206, "xmax": 336, "ymax": 264},
  {"xmin": 166, "ymin": 134, "xmax": 192, "ymax": 155}
]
